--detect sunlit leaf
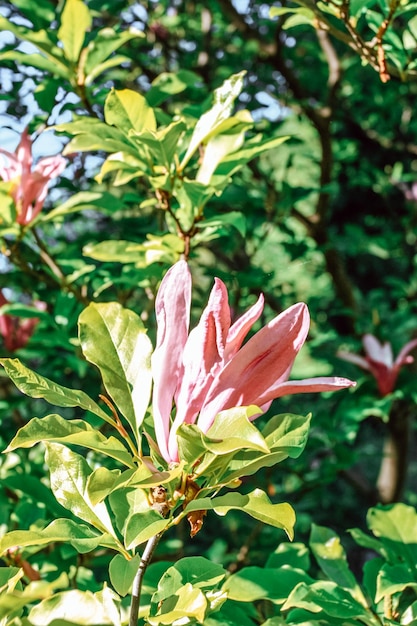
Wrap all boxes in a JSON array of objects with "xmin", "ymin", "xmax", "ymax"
[{"xmin": 58, "ymin": 0, "xmax": 92, "ymax": 64}]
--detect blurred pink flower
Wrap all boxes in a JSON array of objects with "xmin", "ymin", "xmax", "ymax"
[
  {"xmin": 0, "ymin": 291, "xmax": 46, "ymax": 352},
  {"xmin": 151, "ymin": 260, "xmax": 356, "ymax": 463},
  {"xmin": 338, "ymin": 334, "xmax": 417, "ymax": 397},
  {"xmin": 0, "ymin": 128, "xmax": 66, "ymax": 226}
]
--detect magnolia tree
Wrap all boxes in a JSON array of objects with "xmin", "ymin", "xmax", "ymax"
[{"xmin": 1, "ymin": 1, "xmax": 417, "ymax": 625}]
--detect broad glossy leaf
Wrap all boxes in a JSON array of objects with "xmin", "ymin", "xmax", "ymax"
[
  {"xmin": 0, "ymin": 358, "xmax": 111, "ymax": 424},
  {"xmin": 223, "ymin": 566, "xmax": 314, "ymax": 604},
  {"xmin": 282, "ymin": 580, "xmax": 370, "ymax": 619},
  {"xmin": 215, "ymin": 135, "xmax": 289, "ymax": 179},
  {"xmin": 262, "ymin": 413, "xmax": 311, "ymax": 456},
  {"xmin": 28, "ymin": 587, "xmax": 121, "ymax": 626},
  {"xmin": 0, "ymin": 573, "xmax": 68, "ymax": 621},
  {"xmin": 125, "ymin": 511, "xmax": 169, "ymax": 550},
  {"xmin": 56, "ymin": 118, "xmax": 135, "ymax": 155},
  {"xmin": 44, "ymin": 191, "xmax": 127, "ymax": 221},
  {"xmin": 0, "ymin": 519, "xmax": 109, "ymax": 556},
  {"xmin": 5, "ymin": 414, "xmax": 134, "ymax": 467},
  {"xmin": 266, "ymin": 543, "xmax": 311, "ymax": 570},
  {"xmin": 58, "ymin": 0, "xmax": 91, "ymax": 63},
  {"xmin": 367, "ymin": 503, "xmax": 417, "ymax": 568},
  {"xmin": 184, "ymin": 489, "xmax": 295, "ymax": 539},
  {"xmin": 153, "ymin": 557, "xmax": 226, "ymax": 601},
  {"xmin": 84, "ymin": 27, "xmax": 144, "ymax": 78},
  {"xmin": 0, "ymin": 16, "xmax": 66, "ymax": 64},
  {"xmin": 78, "ymin": 302, "xmax": 153, "ymax": 441},
  {"xmin": 310, "ymin": 525, "xmax": 365, "ymax": 604},
  {"xmin": 83, "ymin": 240, "xmax": 145, "ymax": 263},
  {"xmin": 131, "ymin": 120, "xmax": 186, "ymax": 168},
  {"xmin": 146, "ymin": 70, "xmax": 202, "ymax": 106},
  {"xmin": 207, "ymin": 406, "xmax": 270, "ymax": 453},
  {"xmin": 109, "ymin": 553, "xmax": 140, "ymax": 597},
  {"xmin": 104, "ymin": 88, "xmax": 156, "ymax": 134},
  {"xmin": 0, "ymin": 51, "xmax": 70, "ymax": 79},
  {"xmin": 376, "ymin": 562, "xmax": 417, "ymax": 603},
  {"xmin": 148, "ymin": 583, "xmax": 207, "ymax": 626},
  {"xmin": 180, "ymin": 71, "xmax": 246, "ymax": 169},
  {"xmin": 45, "ymin": 443, "xmax": 116, "ymax": 537}
]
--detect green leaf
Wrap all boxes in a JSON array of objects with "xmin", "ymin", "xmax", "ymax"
[
  {"xmin": 0, "ymin": 519, "xmax": 110, "ymax": 556},
  {"xmin": 104, "ymin": 88, "xmax": 156, "ymax": 134},
  {"xmin": 154, "ymin": 557, "xmax": 226, "ymax": 599},
  {"xmin": 184, "ymin": 489, "xmax": 295, "ymax": 539},
  {"xmin": 223, "ymin": 566, "xmax": 314, "ymax": 604},
  {"xmin": 180, "ymin": 71, "xmax": 246, "ymax": 169},
  {"xmin": 148, "ymin": 583, "xmax": 207, "ymax": 626},
  {"xmin": 367, "ymin": 503, "xmax": 417, "ymax": 568},
  {"xmin": 109, "ymin": 553, "xmax": 140, "ymax": 597},
  {"xmin": 310, "ymin": 525, "xmax": 365, "ymax": 605},
  {"xmin": 84, "ymin": 27, "xmax": 144, "ymax": 81},
  {"xmin": 282, "ymin": 580, "xmax": 370, "ymax": 619},
  {"xmin": 376, "ymin": 562, "xmax": 417, "ymax": 603},
  {"xmin": 28, "ymin": 587, "xmax": 121, "ymax": 626},
  {"xmin": 146, "ymin": 70, "xmax": 202, "ymax": 107},
  {"xmin": 132, "ymin": 120, "xmax": 186, "ymax": 169},
  {"xmin": 0, "ymin": 574, "xmax": 69, "ymax": 621},
  {"xmin": 45, "ymin": 443, "xmax": 117, "ymax": 537},
  {"xmin": 214, "ymin": 135, "xmax": 289, "ymax": 179},
  {"xmin": 56, "ymin": 117, "xmax": 136, "ymax": 155},
  {"xmin": 0, "ymin": 50, "xmax": 70, "ymax": 79},
  {"xmin": 125, "ymin": 510, "xmax": 170, "ymax": 550},
  {"xmin": 5, "ymin": 414, "xmax": 134, "ymax": 468},
  {"xmin": 44, "ymin": 191, "xmax": 127, "ymax": 221},
  {"xmin": 266, "ymin": 543, "xmax": 311, "ymax": 570},
  {"xmin": 0, "ymin": 358, "xmax": 111, "ymax": 424},
  {"xmin": 78, "ymin": 302, "xmax": 153, "ymax": 441},
  {"xmin": 0, "ymin": 15, "xmax": 67, "ymax": 67},
  {"xmin": 83, "ymin": 240, "xmax": 145, "ymax": 263},
  {"xmin": 58, "ymin": 0, "xmax": 92, "ymax": 64}
]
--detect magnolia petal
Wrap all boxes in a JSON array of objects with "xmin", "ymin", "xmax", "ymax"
[
  {"xmin": 394, "ymin": 337, "xmax": 417, "ymax": 367},
  {"xmin": 35, "ymin": 155, "xmax": 67, "ymax": 179},
  {"xmin": 259, "ymin": 376, "xmax": 356, "ymax": 403},
  {"xmin": 16, "ymin": 128, "xmax": 33, "ymax": 179},
  {"xmin": 151, "ymin": 260, "xmax": 191, "ymax": 463},
  {"xmin": 337, "ymin": 350, "xmax": 372, "ymax": 371},
  {"xmin": 363, "ymin": 334, "xmax": 393, "ymax": 367},
  {"xmin": 197, "ymin": 302, "xmax": 310, "ymax": 433},
  {"xmin": 168, "ymin": 278, "xmax": 231, "ymax": 460},
  {"xmin": 225, "ymin": 293, "xmax": 264, "ymax": 362}
]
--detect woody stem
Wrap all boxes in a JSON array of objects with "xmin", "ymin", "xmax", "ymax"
[{"xmin": 129, "ymin": 533, "xmax": 162, "ymax": 626}]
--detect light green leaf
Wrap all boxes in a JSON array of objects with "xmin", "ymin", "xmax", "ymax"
[
  {"xmin": 310, "ymin": 525, "xmax": 365, "ymax": 605},
  {"xmin": 56, "ymin": 117, "xmax": 136, "ymax": 155},
  {"xmin": 282, "ymin": 580, "xmax": 370, "ymax": 618},
  {"xmin": 146, "ymin": 70, "xmax": 202, "ymax": 106},
  {"xmin": 125, "ymin": 511, "xmax": 170, "ymax": 550},
  {"xmin": 0, "ymin": 358, "xmax": 111, "ymax": 424},
  {"xmin": 376, "ymin": 562, "xmax": 417, "ymax": 603},
  {"xmin": 153, "ymin": 557, "xmax": 226, "ymax": 600},
  {"xmin": 223, "ymin": 567, "xmax": 314, "ymax": 604},
  {"xmin": 5, "ymin": 414, "xmax": 134, "ymax": 468},
  {"xmin": 215, "ymin": 135, "xmax": 289, "ymax": 179},
  {"xmin": 0, "ymin": 50, "xmax": 70, "ymax": 79},
  {"xmin": 58, "ymin": 0, "xmax": 92, "ymax": 64},
  {"xmin": 84, "ymin": 27, "xmax": 143, "ymax": 80},
  {"xmin": 0, "ymin": 519, "xmax": 110, "ymax": 556},
  {"xmin": 262, "ymin": 413, "xmax": 311, "ymax": 455},
  {"xmin": 78, "ymin": 302, "xmax": 153, "ymax": 441},
  {"xmin": 131, "ymin": 119, "xmax": 186, "ymax": 169},
  {"xmin": 0, "ymin": 15, "xmax": 67, "ymax": 65},
  {"xmin": 83, "ymin": 240, "xmax": 145, "ymax": 263},
  {"xmin": 105, "ymin": 88, "xmax": 156, "ymax": 134},
  {"xmin": 109, "ymin": 553, "xmax": 140, "ymax": 597},
  {"xmin": 184, "ymin": 489, "xmax": 295, "ymax": 539},
  {"xmin": 180, "ymin": 71, "xmax": 246, "ymax": 169},
  {"xmin": 367, "ymin": 503, "xmax": 417, "ymax": 568},
  {"xmin": 0, "ymin": 574, "xmax": 68, "ymax": 621},
  {"xmin": 28, "ymin": 587, "xmax": 121, "ymax": 626},
  {"xmin": 266, "ymin": 543, "xmax": 311, "ymax": 570},
  {"xmin": 44, "ymin": 191, "xmax": 127, "ymax": 221},
  {"xmin": 45, "ymin": 443, "xmax": 116, "ymax": 537},
  {"xmin": 207, "ymin": 406, "xmax": 270, "ymax": 453},
  {"xmin": 148, "ymin": 583, "xmax": 208, "ymax": 626}
]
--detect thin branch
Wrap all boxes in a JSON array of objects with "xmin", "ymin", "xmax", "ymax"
[{"xmin": 129, "ymin": 533, "xmax": 162, "ymax": 626}]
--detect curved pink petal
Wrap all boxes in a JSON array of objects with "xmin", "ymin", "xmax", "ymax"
[
  {"xmin": 35, "ymin": 155, "xmax": 66, "ymax": 179},
  {"xmin": 363, "ymin": 334, "xmax": 393, "ymax": 367},
  {"xmin": 337, "ymin": 350, "xmax": 372, "ymax": 371},
  {"xmin": 16, "ymin": 128, "xmax": 33, "ymax": 179},
  {"xmin": 394, "ymin": 337, "xmax": 417, "ymax": 367},
  {"xmin": 168, "ymin": 278, "xmax": 231, "ymax": 460},
  {"xmin": 225, "ymin": 293, "xmax": 264, "ymax": 362},
  {"xmin": 197, "ymin": 302, "xmax": 310, "ymax": 432},
  {"xmin": 151, "ymin": 261, "xmax": 191, "ymax": 463},
  {"xmin": 257, "ymin": 376, "xmax": 356, "ymax": 405}
]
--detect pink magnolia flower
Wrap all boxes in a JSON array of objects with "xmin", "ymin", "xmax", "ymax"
[
  {"xmin": 0, "ymin": 128, "xmax": 66, "ymax": 226},
  {"xmin": 0, "ymin": 291, "xmax": 46, "ymax": 352},
  {"xmin": 151, "ymin": 261, "xmax": 356, "ymax": 464},
  {"xmin": 338, "ymin": 334, "xmax": 417, "ymax": 397}
]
